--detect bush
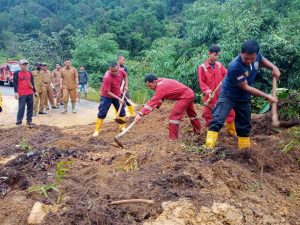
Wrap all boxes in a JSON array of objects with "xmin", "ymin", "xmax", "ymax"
[{"xmin": 88, "ymin": 72, "xmax": 102, "ymax": 90}]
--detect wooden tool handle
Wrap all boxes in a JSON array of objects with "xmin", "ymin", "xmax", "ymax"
[
  {"xmin": 117, "ymin": 90, "xmax": 127, "ymax": 116},
  {"xmin": 116, "ymin": 120, "xmax": 136, "ymax": 139},
  {"xmin": 204, "ymin": 80, "xmax": 223, "ymax": 106},
  {"xmin": 108, "ymin": 199, "xmax": 154, "ymax": 205},
  {"xmin": 271, "ymin": 77, "xmax": 280, "ymax": 127}
]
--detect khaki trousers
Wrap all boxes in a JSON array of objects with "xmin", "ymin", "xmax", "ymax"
[
  {"xmin": 54, "ymin": 85, "xmax": 62, "ymax": 104},
  {"xmin": 63, "ymin": 88, "xmax": 77, "ymax": 103},
  {"xmin": 44, "ymin": 84, "xmax": 55, "ymax": 107},
  {"xmin": 34, "ymin": 91, "xmax": 46, "ymax": 113}
]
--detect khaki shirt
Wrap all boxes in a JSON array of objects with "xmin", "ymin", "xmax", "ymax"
[
  {"xmin": 32, "ymin": 70, "xmax": 46, "ymax": 93},
  {"xmin": 52, "ymin": 69, "xmax": 61, "ymax": 86},
  {"xmin": 41, "ymin": 70, "xmax": 52, "ymax": 86},
  {"xmin": 61, "ymin": 66, "xmax": 78, "ymax": 89}
]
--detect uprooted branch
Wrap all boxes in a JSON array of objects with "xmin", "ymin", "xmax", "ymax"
[{"xmin": 108, "ymin": 199, "xmax": 154, "ymax": 205}]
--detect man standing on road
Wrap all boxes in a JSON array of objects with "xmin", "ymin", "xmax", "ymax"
[
  {"xmin": 52, "ymin": 63, "xmax": 62, "ymax": 106},
  {"xmin": 77, "ymin": 65, "xmax": 89, "ymax": 101},
  {"xmin": 93, "ymin": 62, "xmax": 128, "ymax": 137},
  {"xmin": 205, "ymin": 40, "xmax": 280, "ymax": 150},
  {"xmin": 198, "ymin": 44, "xmax": 236, "ymax": 135},
  {"xmin": 134, "ymin": 74, "xmax": 201, "ymax": 140},
  {"xmin": 13, "ymin": 59, "xmax": 36, "ymax": 126},
  {"xmin": 117, "ymin": 55, "xmax": 135, "ymax": 117},
  {"xmin": 33, "ymin": 63, "xmax": 47, "ymax": 116},
  {"xmin": 41, "ymin": 63, "xmax": 57, "ymax": 110},
  {"xmin": 60, "ymin": 60, "xmax": 78, "ymax": 113}
]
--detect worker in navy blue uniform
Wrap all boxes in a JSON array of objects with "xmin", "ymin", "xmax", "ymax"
[{"xmin": 205, "ymin": 40, "xmax": 280, "ymax": 150}]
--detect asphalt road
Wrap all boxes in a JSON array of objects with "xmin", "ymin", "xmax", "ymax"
[
  {"xmin": 0, "ymin": 85, "xmax": 120, "ymax": 128},
  {"xmin": 0, "ymin": 85, "xmax": 14, "ymax": 96}
]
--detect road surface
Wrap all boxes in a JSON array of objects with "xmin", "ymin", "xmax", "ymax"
[{"xmin": 0, "ymin": 86, "xmax": 125, "ymax": 128}]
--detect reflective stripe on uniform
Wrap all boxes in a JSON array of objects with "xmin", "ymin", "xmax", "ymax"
[
  {"xmin": 169, "ymin": 119, "xmax": 181, "ymax": 124},
  {"xmin": 144, "ymin": 104, "xmax": 153, "ymax": 111},
  {"xmin": 189, "ymin": 116, "xmax": 199, "ymax": 120}
]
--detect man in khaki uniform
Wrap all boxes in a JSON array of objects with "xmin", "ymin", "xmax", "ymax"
[
  {"xmin": 33, "ymin": 64, "xmax": 47, "ymax": 115},
  {"xmin": 60, "ymin": 60, "xmax": 78, "ymax": 113},
  {"xmin": 41, "ymin": 63, "xmax": 57, "ymax": 109},
  {"xmin": 52, "ymin": 63, "xmax": 62, "ymax": 106}
]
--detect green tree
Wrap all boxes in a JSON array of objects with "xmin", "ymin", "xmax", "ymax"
[{"xmin": 72, "ymin": 33, "xmax": 128, "ymax": 89}]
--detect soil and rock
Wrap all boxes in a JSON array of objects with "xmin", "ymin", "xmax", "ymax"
[{"xmin": 0, "ymin": 104, "xmax": 299, "ymax": 225}]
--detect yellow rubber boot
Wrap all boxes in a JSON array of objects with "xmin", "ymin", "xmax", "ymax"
[
  {"xmin": 238, "ymin": 137, "xmax": 251, "ymax": 150},
  {"xmin": 226, "ymin": 122, "xmax": 237, "ymax": 136},
  {"xmin": 205, "ymin": 131, "xmax": 219, "ymax": 149},
  {"xmin": 92, "ymin": 118, "xmax": 103, "ymax": 137},
  {"xmin": 127, "ymin": 105, "xmax": 135, "ymax": 117},
  {"xmin": 118, "ymin": 117, "xmax": 126, "ymax": 131}
]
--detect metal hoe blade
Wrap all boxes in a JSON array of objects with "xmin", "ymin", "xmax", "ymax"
[
  {"xmin": 115, "ymin": 118, "xmax": 126, "ymax": 124},
  {"xmin": 114, "ymin": 137, "xmax": 125, "ymax": 148}
]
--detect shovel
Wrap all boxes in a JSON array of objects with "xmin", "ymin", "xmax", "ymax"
[
  {"xmin": 271, "ymin": 77, "xmax": 300, "ymax": 128},
  {"xmin": 114, "ymin": 120, "xmax": 136, "ymax": 148},
  {"xmin": 204, "ymin": 80, "xmax": 223, "ymax": 109},
  {"xmin": 115, "ymin": 91, "xmax": 127, "ymax": 124}
]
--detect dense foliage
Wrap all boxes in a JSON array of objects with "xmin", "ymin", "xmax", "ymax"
[{"xmin": 0, "ymin": 0, "xmax": 299, "ymax": 114}]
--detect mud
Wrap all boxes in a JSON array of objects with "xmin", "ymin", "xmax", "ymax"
[{"xmin": 0, "ymin": 103, "xmax": 299, "ymax": 225}]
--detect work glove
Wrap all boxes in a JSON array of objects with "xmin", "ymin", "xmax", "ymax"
[{"xmin": 14, "ymin": 93, "xmax": 19, "ymax": 100}]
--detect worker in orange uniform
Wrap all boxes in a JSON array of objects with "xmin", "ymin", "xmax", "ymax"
[
  {"xmin": 93, "ymin": 62, "xmax": 128, "ymax": 137},
  {"xmin": 135, "ymin": 74, "xmax": 201, "ymax": 140},
  {"xmin": 60, "ymin": 60, "xmax": 79, "ymax": 113},
  {"xmin": 198, "ymin": 44, "xmax": 236, "ymax": 136}
]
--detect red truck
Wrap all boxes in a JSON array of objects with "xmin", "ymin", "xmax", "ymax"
[{"xmin": 0, "ymin": 61, "xmax": 21, "ymax": 87}]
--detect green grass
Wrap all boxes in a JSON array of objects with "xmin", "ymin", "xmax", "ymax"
[
  {"xmin": 84, "ymin": 87, "xmax": 149, "ymax": 104},
  {"xmin": 282, "ymin": 127, "xmax": 300, "ymax": 153},
  {"xmin": 18, "ymin": 138, "xmax": 33, "ymax": 152},
  {"xmin": 28, "ymin": 183, "xmax": 59, "ymax": 198},
  {"xmin": 130, "ymin": 89, "xmax": 150, "ymax": 104},
  {"xmin": 249, "ymin": 181, "xmax": 261, "ymax": 192},
  {"xmin": 84, "ymin": 88, "xmax": 100, "ymax": 102},
  {"xmin": 27, "ymin": 160, "xmax": 72, "ymax": 199}
]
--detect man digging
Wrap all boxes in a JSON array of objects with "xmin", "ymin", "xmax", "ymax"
[{"xmin": 134, "ymin": 74, "xmax": 201, "ymax": 140}]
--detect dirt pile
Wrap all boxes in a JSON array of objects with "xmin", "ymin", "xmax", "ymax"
[
  {"xmin": 144, "ymin": 199, "xmax": 244, "ymax": 225},
  {"xmin": 0, "ymin": 103, "xmax": 299, "ymax": 225}
]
